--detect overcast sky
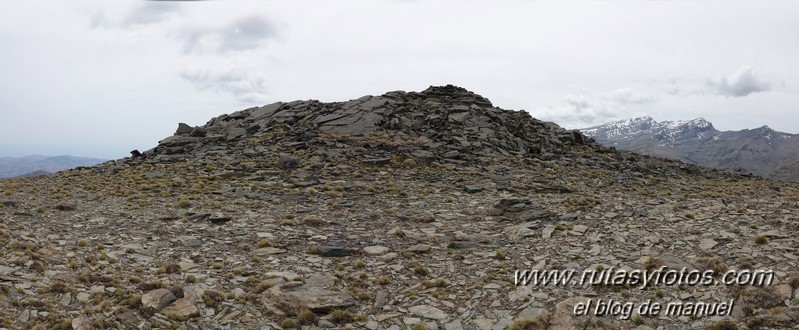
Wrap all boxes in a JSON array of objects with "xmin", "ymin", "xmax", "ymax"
[{"xmin": 1, "ymin": 1, "xmax": 797, "ymax": 159}]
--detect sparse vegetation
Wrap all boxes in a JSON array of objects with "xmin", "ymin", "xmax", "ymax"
[
  {"xmin": 329, "ymin": 309, "xmax": 354, "ymax": 324},
  {"xmin": 297, "ymin": 308, "xmax": 316, "ymax": 325},
  {"xmin": 509, "ymin": 314, "xmax": 549, "ymax": 330},
  {"xmin": 643, "ymin": 256, "xmax": 663, "ymax": 271},
  {"xmin": 788, "ymin": 276, "xmax": 799, "ymax": 289},
  {"xmin": 745, "ymin": 317, "xmax": 764, "ymax": 329},
  {"xmin": 157, "ymin": 262, "xmax": 181, "ymax": 274},
  {"xmin": 423, "ymin": 278, "xmax": 446, "ymax": 288},
  {"xmin": 347, "ymin": 288, "xmax": 371, "ymax": 300},
  {"xmin": 655, "ymin": 289, "xmax": 665, "ymax": 298},
  {"xmin": 412, "ymin": 323, "xmax": 429, "ymax": 330},
  {"xmin": 703, "ymin": 319, "xmax": 739, "ymax": 330},
  {"xmin": 280, "ymin": 318, "xmax": 295, "ymax": 329},
  {"xmin": 1, "ymin": 86, "xmax": 797, "ymax": 330},
  {"xmin": 693, "ymin": 256, "xmax": 729, "ymax": 274}
]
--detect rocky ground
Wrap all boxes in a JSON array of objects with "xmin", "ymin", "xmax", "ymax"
[{"xmin": 1, "ymin": 86, "xmax": 798, "ymax": 329}]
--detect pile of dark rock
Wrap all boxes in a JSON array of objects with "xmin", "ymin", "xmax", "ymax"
[
  {"xmin": 129, "ymin": 85, "xmax": 594, "ymax": 166},
  {"xmin": 114, "ymin": 85, "xmax": 754, "ymax": 184}
]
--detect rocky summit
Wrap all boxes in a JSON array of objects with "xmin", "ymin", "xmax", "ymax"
[
  {"xmin": 141, "ymin": 85, "xmax": 589, "ymax": 165},
  {"xmin": 1, "ymin": 85, "xmax": 798, "ymax": 330}
]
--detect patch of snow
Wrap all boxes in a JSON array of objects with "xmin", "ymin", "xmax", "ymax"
[{"xmin": 664, "ymin": 120, "xmax": 689, "ymax": 129}]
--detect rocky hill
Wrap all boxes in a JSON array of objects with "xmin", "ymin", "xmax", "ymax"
[
  {"xmin": 136, "ymin": 85, "xmax": 589, "ymax": 166},
  {"xmin": 581, "ymin": 116, "xmax": 799, "ymax": 181},
  {"xmin": 1, "ymin": 86, "xmax": 798, "ymax": 330},
  {"xmin": 0, "ymin": 155, "xmax": 106, "ymax": 179}
]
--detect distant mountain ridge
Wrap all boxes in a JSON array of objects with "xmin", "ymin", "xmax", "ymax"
[
  {"xmin": 0, "ymin": 155, "xmax": 106, "ymax": 178},
  {"xmin": 581, "ymin": 116, "xmax": 799, "ymax": 181}
]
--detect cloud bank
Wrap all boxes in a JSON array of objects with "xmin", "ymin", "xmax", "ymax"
[{"xmin": 533, "ymin": 88, "xmax": 656, "ymax": 128}]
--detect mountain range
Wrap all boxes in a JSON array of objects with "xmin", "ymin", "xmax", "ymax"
[
  {"xmin": 581, "ymin": 116, "xmax": 799, "ymax": 181},
  {"xmin": 0, "ymin": 155, "xmax": 106, "ymax": 178}
]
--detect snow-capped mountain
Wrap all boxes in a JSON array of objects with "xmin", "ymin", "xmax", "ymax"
[
  {"xmin": 582, "ymin": 116, "xmax": 718, "ymax": 147},
  {"xmin": 581, "ymin": 117, "xmax": 799, "ymax": 181}
]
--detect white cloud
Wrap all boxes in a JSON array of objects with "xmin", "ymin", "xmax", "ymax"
[
  {"xmin": 647, "ymin": 77, "xmax": 712, "ymax": 97},
  {"xmin": 533, "ymin": 94, "xmax": 617, "ymax": 129},
  {"xmin": 609, "ymin": 88, "xmax": 657, "ymax": 105},
  {"xmin": 174, "ymin": 15, "xmax": 280, "ymax": 102},
  {"xmin": 86, "ymin": 6, "xmax": 279, "ymax": 103},
  {"xmin": 648, "ymin": 67, "xmax": 774, "ymax": 98},
  {"xmin": 532, "ymin": 88, "xmax": 656, "ymax": 128},
  {"xmin": 708, "ymin": 66, "xmax": 772, "ymax": 97},
  {"xmin": 122, "ymin": 2, "xmax": 181, "ymax": 27},
  {"xmin": 179, "ymin": 64, "xmax": 269, "ymax": 103},
  {"xmin": 91, "ymin": 2, "xmax": 181, "ymax": 29},
  {"xmin": 179, "ymin": 16, "xmax": 277, "ymax": 54}
]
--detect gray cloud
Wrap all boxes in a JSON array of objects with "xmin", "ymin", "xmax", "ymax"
[
  {"xmin": 176, "ymin": 15, "xmax": 279, "ymax": 101},
  {"xmin": 708, "ymin": 66, "xmax": 772, "ymax": 97},
  {"xmin": 122, "ymin": 2, "xmax": 181, "ymax": 26},
  {"xmin": 562, "ymin": 94, "xmax": 617, "ymax": 122},
  {"xmin": 179, "ymin": 66, "xmax": 269, "ymax": 103},
  {"xmin": 91, "ymin": 2, "xmax": 180, "ymax": 29},
  {"xmin": 533, "ymin": 88, "xmax": 657, "ymax": 128},
  {"xmin": 609, "ymin": 88, "xmax": 657, "ymax": 105},
  {"xmin": 650, "ymin": 68, "xmax": 773, "ymax": 98},
  {"xmin": 648, "ymin": 77, "xmax": 710, "ymax": 97},
  {"xmin": 533, "ymin": 94, "xmax": 618, "ymax": 128},
  {"xmin": 179, "ymin": 16, "xmax": 277, "ymax": 54}
]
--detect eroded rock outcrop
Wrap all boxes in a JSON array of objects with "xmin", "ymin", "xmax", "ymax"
[{"xmin": 139, "ymin": 85, "xmax": 592, "ymax": 165}]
